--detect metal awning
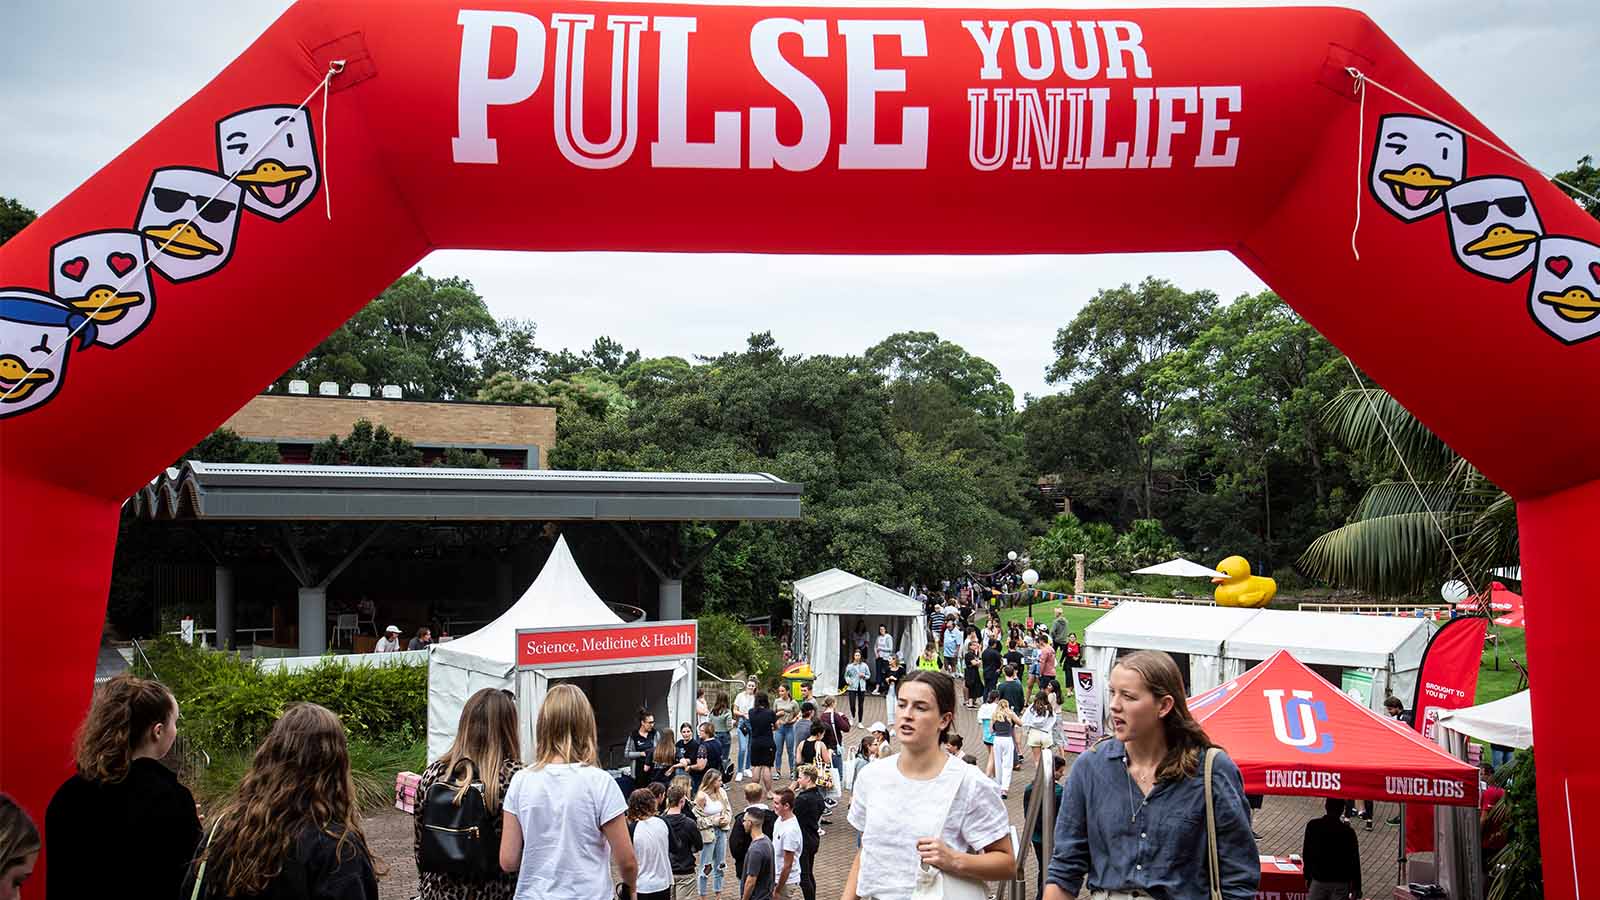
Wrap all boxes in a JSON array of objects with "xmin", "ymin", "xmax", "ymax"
[{"xmin": 128, "ymin": 462, "xmax": 804, "ymax": 522}]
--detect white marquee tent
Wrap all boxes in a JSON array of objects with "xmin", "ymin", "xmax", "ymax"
[
  {"xmin": 428, "ymin": 536, "xmax": 695, "ymax": 762},
  {"xmin": 793, "ymin": 569, "xmax": 925, "ymax": 695},
  {"xmin": 1220, "ymin": 608, "xmax": 1435, "ymax": 711},
  {"xmin": 1082, "ymin": 602, "xmax": 1264, "ymax": 693},
  {"xmin": 1436, "ymin": 689, "xmax": 1532, "ymax": 749}
]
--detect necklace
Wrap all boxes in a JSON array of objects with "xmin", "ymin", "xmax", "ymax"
[{"xmin": 1124, "ymin": 757, "xmax": 1153, "ymax": 825}]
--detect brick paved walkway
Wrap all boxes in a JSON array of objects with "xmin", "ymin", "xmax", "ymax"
[{"xmin": 370, "ymin": 690, "xmax": 1405, "ymax": 899}]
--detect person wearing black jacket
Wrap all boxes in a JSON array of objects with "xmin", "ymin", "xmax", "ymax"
[
  {"xmin": 981, "ymin": 644, "xmax": 1004, "ymax": 698},
  {"xmin": 46, "ymin": 674, "xmax": 200, "ymax": 900},
  {"xmin": 660, "ymin": 785, "xmax": 703, "ymax": 877},
  {"xmin": 791, "ymin": 768, "xmax": 827, "ymax": 900},
  {"xmin": 626, "ymin": 710, "xmax": 659, "ymax": 785},
  {"xmin": 1301, "ymin": 798, "xmax": 1362, "ymax": 900},
  {"xmin": 729, "ymin": 783, "xmax": 778, "ymax": 881}
]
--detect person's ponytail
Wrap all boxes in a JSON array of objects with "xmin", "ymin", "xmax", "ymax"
[{"xmin": 72, "ymin": 674, "xmax": 174, "ymax": 783}]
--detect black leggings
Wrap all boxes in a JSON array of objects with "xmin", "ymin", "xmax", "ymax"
[
  {"xmin": 848, "ymin": 689, "xmax": 865, "ymax": 720},
  {"xmin": 800, "ymin": 839, "xmax": 818, "ymax": 900},
  {"xmin": 875, "ymin": 658, "xmax": 890, "ymax": 691}
]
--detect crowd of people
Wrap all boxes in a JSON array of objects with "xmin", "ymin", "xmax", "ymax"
[{"xmin": 5, "ymin": 603, "xmax": 1487, "ymax": 900}]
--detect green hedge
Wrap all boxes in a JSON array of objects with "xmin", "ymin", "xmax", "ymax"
[{"xmin": 134, "ymin": 638, "xmax": 427, "ymax": 755}]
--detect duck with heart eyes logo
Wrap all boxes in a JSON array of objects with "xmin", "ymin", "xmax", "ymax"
[
  {"xmin": 1443, "ymin": 177, "xmax": 1544, "ymax": 282},
  {"xmin": 0, "ymin": 288, "xmax": 99, "ymax": 419},
  {"xmin": 49, "ymin": 230, "xmax": 155, "ymax": 348},
  {"xmin": 135, "ymin": 166, "xmax": 244, "ymax": 283},
  {"xmin": 1527, "ymin": 237, "xmax": 1600, "ymax": 345}
]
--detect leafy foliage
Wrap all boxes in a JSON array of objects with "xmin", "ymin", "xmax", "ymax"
[
  {"xmin": 1488, "ymin": 748, "xmax": 1541, "ymax": 900},
  {"xmin": 697, "ymin": 612, "xmax": 781, "ymax": 684},
  {"xmin": 178, "ymin": 427, "xmax": 282, "ymax": 466},
  {"xmin": 1028, "ymin": 513, "xmax": 1179, "ymax": 579},
  {"xmin": 1552, "ymin": 154, "xmax": 1600, "ymax": 220},
  {"xmin": 311, "ymin": 419, "xmax": 423, "ymax": 466},
  {"xmin": 0, "ymin": 196, "xmax": 37, "ymax": 245},
  {"xmin": 132, "ymin": 637, "xmax": 426, "ymax": 755}
]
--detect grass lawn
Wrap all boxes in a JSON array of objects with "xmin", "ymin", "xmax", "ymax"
[{"xmin": 978, "ymin": 599, "xmax": 1524, "ymax": 707}]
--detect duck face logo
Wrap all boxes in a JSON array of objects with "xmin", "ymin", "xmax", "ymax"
[
  {"xmin": 50, "ymin": 230, "xmax": 154, "ymax": 347},
  {"xmin": 0, "ymin": 288, "xmax": 99, "ymax": 419},
  {"xmin": 1264, "ymin": 689, "xmax": 1333, "ymax": 755},
  {"xmin": 1369, "ymin": 115, "xmax": 1465, "ymax": 222},
  {"xmin": 1528, "ymin": 237, "xmax": 1600, "ymax": 344},
  {"xmin": 136, "ymin": 167, "xmax": 243, "ymax": 283},
  {"xmin": 1444, "ymin": 177, "xmax": 1543, "ymax": 281},
  {"xmin": 216, "ymin": 106, "xmax": 319, "ymax": 221}
]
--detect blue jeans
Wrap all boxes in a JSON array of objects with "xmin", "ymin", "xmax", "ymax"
[
  {"xmin": 775, "ymin": 723, "xmax": 795, "ymax": 773},
  {"xmin": 733, "ymin": 727, "xmax": 747, "ymax": 772},
  {"xmin": 698, "ymin": 829, "xmax": 728, "ymax": 894}
]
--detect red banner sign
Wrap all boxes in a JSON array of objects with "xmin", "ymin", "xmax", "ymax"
[
  {"xmin": 516, "ymin": 622, "xmax": 697, "ymax": 668},
  {"xmin": 1405, "ymin": 615, "xmax": 1488, "ymax": 852}
]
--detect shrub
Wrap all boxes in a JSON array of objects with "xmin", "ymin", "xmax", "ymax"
[
  {"xmin": 697, "ymin": 613, "xmax": 781, "ymax": 685},
  {"xmin": 1489, "ymin": 748, "xmax": 1541, "ymax": 900},
  {"xmin": 134, "ymin": 638, "xmax": 427, "ymax": 754}
]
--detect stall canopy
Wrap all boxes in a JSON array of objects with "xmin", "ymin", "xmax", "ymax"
[
  {"xmin": 1130, "ymin": 558, "xmax": 1227, "ymax": 578},
  {"xmin": 1190, "ymin": 650, "xmax": 1478, "ymax": 806},
  {"xmin": 1455, "ymin": 582, "xmax": 1525, "ymax": 628},
  {"xmin": 428, "ymin": 535, "xmax": 627, "ymax": 759},
  {"xmin": 1436, "ymin": 690, "xmax": 1533, "ymax": 749},
  {"xmin": 1221, "ymin": 608, "xmax": 1434, "ymax": 710},
  {"xmin": 793, "ymin": 569, "xmax": 925, "ymax": 694},
  {"xmin": 1083, "ymin": 602, "xmax": 1263, "ymax": 693}
]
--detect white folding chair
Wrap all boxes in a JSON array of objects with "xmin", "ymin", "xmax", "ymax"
[{"xmin": 330, "ymin": 613, "xmax": 358, "ymax": 649}]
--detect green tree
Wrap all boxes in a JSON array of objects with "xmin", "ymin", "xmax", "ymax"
[
  {"xmin": 177, "ymin": 428, "xmax": 282, "ymax": 466},
  {"xmin": 1297, "ymin": 388, "xmax": 1514, "ymax": 597},
  {"xmin": 1552, "ymin": 154, "xmax": 1599, "ymax": 220},
  {"xmin": 0, "ymin": 197, "xmax": 36, "ymax": 245},
  {"xmin": 311, "ymin": 419, "xmax": 423, "ymax": 466},
  {"xmin": 435, "ymin": 447, "xmax": 499, "ymax": 468},
  {"xmin": 1044, "ymin": 278, "xmax": 1218, "ymax": 518},
  {"xmin": 277, "ymin": 270, "xmax": 497, "ymax": 399},
  {"xmin": 477, "ymin": 318, "xmax": 541, "ymax": 382}
]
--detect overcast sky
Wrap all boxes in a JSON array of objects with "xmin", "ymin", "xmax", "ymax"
[{"xmin": 3, "ymin": 1, "xmax": 1593, "ymax": 400}]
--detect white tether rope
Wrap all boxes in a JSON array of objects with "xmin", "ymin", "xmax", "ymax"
[{"xmin": 0, "ymin": 60, "xmax": 345, "ymax": 404}]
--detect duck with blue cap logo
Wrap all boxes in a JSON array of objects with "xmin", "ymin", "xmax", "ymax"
[{"xmin": 0, "ymin": 288, "xmax": 99, "ymax": 419}]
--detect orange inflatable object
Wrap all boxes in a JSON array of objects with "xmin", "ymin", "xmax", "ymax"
[{"xmin": 1, "ymin": 5, "xmax": 1595, "ymax": 895}]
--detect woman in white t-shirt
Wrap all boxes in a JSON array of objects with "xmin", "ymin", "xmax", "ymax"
[
  {"xmin": 500, "ymin": 685, "xmax": 637, "ymax": 900},
  {"xmin": 628, "ymin": 789, "xmax": 673, "ymax": 900},
  {"xmin": 843, "ymin": 671, "xmax": 1015, "ymax": 900}
]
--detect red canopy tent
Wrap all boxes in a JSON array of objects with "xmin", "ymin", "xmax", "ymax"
[
  {"xmin": 1188, "ymin": 650, "xmax": 1478, "ymax": 807},
  {"xmin": 1455, "ymin": 582, "xmax": 1526, "ymax": 628}
]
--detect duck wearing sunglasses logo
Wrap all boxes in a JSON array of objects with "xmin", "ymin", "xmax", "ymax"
[
  {"xmin": 1444, "ymin": 176, "xmax": 1543, "ymax": 282},
  {"xmin": 135, "ymin": 167, "xmax": 243, "ymax": 282}
]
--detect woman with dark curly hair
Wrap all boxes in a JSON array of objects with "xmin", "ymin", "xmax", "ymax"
[
  {"xmin": 182, "ymin": 703, "xmax": 382, "ymax": 899},
  {"xmin": 45, "ymin": 673, "xmax": 199, "ymax": 900}
]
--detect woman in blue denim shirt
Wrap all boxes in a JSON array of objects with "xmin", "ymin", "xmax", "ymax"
[{"xmin": 1044, "ymin": 650, "xmax": 1259, "ymax": 900}]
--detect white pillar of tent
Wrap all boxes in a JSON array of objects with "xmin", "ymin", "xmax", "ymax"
[
  {"xmin": 659, "ymin": 579, "xmax": 683, "ymax": 621},
  {"xmin": 298, "ymin": 587, "xmax": 326, "ymax": 656},
  {"xmin": 215, "ymin": 566, "xmax": 235, "ymax": 651}
]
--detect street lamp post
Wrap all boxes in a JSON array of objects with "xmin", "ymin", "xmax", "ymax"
[{"xmin": 1023, "ymin": 568, "xmax": 1040, "ymax": 618}]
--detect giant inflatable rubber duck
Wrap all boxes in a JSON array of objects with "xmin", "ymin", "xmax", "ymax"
[{"xmin": 1211, "ymin": 556, "xmax": 1276, "ymax": 609}]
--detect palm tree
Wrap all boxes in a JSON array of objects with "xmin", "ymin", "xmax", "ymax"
[{"xmin": 1297, "ymin": 388, "xmax": 1518, "ymax": 598}]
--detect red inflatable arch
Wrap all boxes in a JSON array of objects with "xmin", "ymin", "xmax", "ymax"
[{"xmin": 1, "ymin": 2, "xmax": 1594, "ymax": 892}]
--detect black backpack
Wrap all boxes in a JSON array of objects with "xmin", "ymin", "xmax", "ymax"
[{"xmin": 418, "ymin": 759, "xmax": 501, "ymax": 878}]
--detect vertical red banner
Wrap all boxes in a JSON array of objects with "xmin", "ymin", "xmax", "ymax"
[{"xmin": 1405, "ymin": 615, "xmax": 1489, "ymax": 853}]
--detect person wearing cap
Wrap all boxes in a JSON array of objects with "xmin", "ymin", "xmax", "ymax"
[{"xmin": 375, "ymin": 625, "xmax": 402, "ymax": 653}]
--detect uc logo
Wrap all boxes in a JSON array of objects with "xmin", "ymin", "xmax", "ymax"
[{"xmin": 1264, "ymin": 689, "xmax": 1334, "ymax": 754}]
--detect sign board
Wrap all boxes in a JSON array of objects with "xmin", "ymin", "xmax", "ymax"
[
  {"xmin": 516, "ymin": 620, "xmax": 698, "ymax": 669},
  {"xmin": 1340, "ymin": 669, "xmax": 1374, "ymax": 707},
  {"xmin": 1072, "ymin": 667, "xmax": 1105, "ymax": 739}
]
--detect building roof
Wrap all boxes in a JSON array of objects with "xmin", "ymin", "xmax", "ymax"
[{"xmin": 129, "ymin": 461, "xmax": 803, "ymax": 522}]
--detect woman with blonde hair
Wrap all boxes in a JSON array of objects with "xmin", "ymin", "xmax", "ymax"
[
  {"xmin": 692, "ymin": 769, "xmax": 732, "ymax": 897},
  {"xmin": 182, "ymin": 702, "xmax": 381, "ymax": 899},
  {"xmin": 1043, "ymin": 650, "xmax": 1259, "ymax": 900},
  {"xmin": 989, "ymin": 699, "xmax": 1023, "ymax": 798},
  {"xmin": 415, "ymin": 687, "xmax": 522, "ymax": 899},
  {"xmin": 46, "ymin": 672, "xmax": 200, "ymax": 899},
  {"xmin": 0, "ymin": 794, "xmax": 40, "ymax": 900},
  {"xmin": 500, "ymin": 684, "xmax": 636, "ymax": 900}
]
